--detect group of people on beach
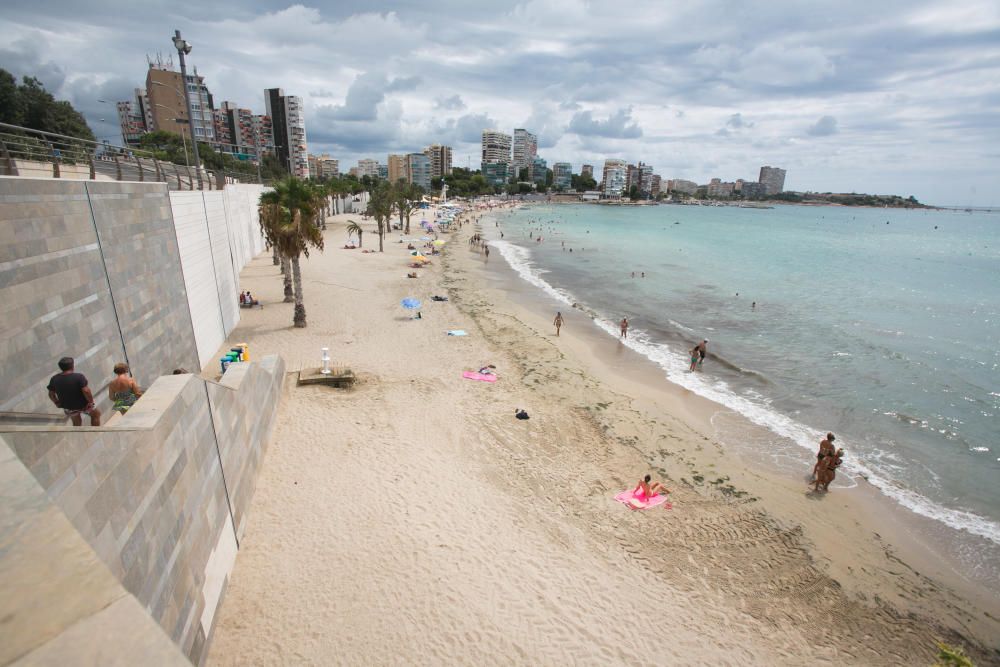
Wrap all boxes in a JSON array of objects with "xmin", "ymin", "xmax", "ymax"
[
  {"xmin": 45, "ymin": 357, "xmax": 148, "ymax": 426},
  {"xmin": 812, "ymin": 433, "xmax": 845, "ymax": 492}
]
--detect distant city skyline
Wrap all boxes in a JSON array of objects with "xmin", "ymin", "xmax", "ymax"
[{"xmin": 1, "ymin": 1, "xmax": 997, "ymax": 204}]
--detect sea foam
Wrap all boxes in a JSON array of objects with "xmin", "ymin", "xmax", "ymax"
[{"xmin": 490, "ymin": 239, "xmax": 1000, "ymax": 546}]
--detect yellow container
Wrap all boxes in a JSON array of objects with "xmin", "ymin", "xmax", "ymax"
[{"xmin": 235, "ymin": 343, "xmax": 249, "ymax": 361}]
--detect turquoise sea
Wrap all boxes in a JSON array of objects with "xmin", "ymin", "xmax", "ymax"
[{"xmin": 488, "ymin": 203, "xmax": 999, "ymax": 567}]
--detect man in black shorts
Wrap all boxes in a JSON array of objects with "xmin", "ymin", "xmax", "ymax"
[{"xmin": 46, "ymin": 357, "xmax": 101, "ymax": 426}]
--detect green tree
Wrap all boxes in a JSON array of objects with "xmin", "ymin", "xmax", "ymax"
[
  {"xmin": 0, "ymin": 71, "xmax": 95, "ymax": 143},
  {"xmin": 393, "ymin": 182, "xmax": 423, "ymax": 235},
  {"xmin": 628, "ymin": 184, "xmax": 641, "ymax": 201},
  {"xmin": 345, "ymin": 220, "xmax": 364, "ymax": 248},
  {"xmin": 258, "ymin": 177, "xmax": 325, "ymax": 327},
  {"xmin": 366, "ymin": 181, "xmax": 394, "ymax": 252}
]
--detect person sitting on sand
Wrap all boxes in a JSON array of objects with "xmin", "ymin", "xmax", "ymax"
[
  {"xmin": 407, "ymin": 272, "xmax": 418, "ymax": 278},
  {"xmin": 636, "ymin": 474, "xmax": 668, "ymax": 499},
  {"xmin": 478, "ymin": 364, "xmax": 496, "ymax": 375}
]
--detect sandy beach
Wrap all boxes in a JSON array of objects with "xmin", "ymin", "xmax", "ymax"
[{"xmin": 206, "ymin": 206, "xmax": 998, "ymax": 665}]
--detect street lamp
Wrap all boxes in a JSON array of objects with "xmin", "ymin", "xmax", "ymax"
[{"xmin": 171, "ymin": 29, "xmax": 202, "ymax": 183}]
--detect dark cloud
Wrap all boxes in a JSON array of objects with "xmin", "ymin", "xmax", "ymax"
[
  {"xmin": 326, "ymin": 72, "xmax": 420, "ymax": 122},
  {"xmin": 567, "ymin": 108, "xmax": 643, "ymax": 139},
  {"xmin": 726, "ymin": 113, "xmax": 753, "ymax": 129},
  {"xmin": 807, "ymin": 115, "xmax": 839, "ymax": 136},
  {"xmin": 434, "ymin": 94, "xmax": 465, "ymax": 110},
  {"xmin": 430, "ymin": 112, "xmax": 498, "ymax": 145},
  {"xmin": 1, "ymin": 1, "xmax": 999, "ymax": 203}
]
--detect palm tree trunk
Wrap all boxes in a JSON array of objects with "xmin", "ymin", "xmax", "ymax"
[
  {"xmin": 272, "ymin": 245, "xmax": 280, "ymax": 266},
  {"xmin": 378, "ymin": 223, "xmax": 384, "ymax": 252},
  {"xmin": 281, "ymin": 255, "xmax": 293, "ymax": 302},
  {"xmin": 358, "ymin": 230, "xmax": 363, "ymax": 248},
  {"xmin": 405, "ymin": 211, "xmax": 411, "ymax": 235},
  {"xmin": 291, "ymin": 255, "xmax": 306, "ymax": 328}
]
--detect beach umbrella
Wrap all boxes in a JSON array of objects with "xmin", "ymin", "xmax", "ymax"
[{"xmin": 401, "ymin": 298, "xmax": 421, "ymax": 310}]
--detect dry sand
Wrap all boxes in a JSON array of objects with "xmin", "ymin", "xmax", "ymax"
[{"xmin": 207, "ymin": 208, "xmax": 998, "ymax": 665}]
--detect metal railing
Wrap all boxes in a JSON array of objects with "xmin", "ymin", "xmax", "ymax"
[{"xmin": 0, "ymin": 121, "xmax": 266, "ymax": 191}]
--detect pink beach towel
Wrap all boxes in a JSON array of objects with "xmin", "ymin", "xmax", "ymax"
[
  {"xmin": 614, "ymin": 487, "xmax": 672, "ymax": 510},
  {"xmin": 462, "ymin": 371, "xmax": 497, "ymax": 382}
]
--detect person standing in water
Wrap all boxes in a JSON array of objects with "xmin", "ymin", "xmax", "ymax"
[
  {"xmin": 697, "ymin": 339, "xmax": 708, "ymax": 366},
  {"xmin": 620, "ymin": 317, "xmax": 629, "ymax": 338},
  {"xmin": 554, "ymin": 311, "xmax": 564, "ymax": 336}
]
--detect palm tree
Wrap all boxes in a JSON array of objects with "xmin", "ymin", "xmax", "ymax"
[
  {"xmin": 392, "ymin": 182, "xmax": 423, "ymax": 235},
  {"xmin": 367, "ymin": 182, "xmax": 394, "ymax": 252},
  {"xmin": 259, "ymin": 177, "xmax": 325, "ymax": 327},
  {"xmin": 345, "ymin": 220, "xmax": 364, "ymax": 248}
]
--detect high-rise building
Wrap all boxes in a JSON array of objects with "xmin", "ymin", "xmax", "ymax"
[
  {"xmin": 759, "ymin": 166, "xmax": 786, "ymax": 194},
  {"xmin": 650, "ymin": 174, "xmax": 662, "ymax": 197},
  {"xmin": 377, "ymin": 163, "xmax": 388, "ymax": 180},
  {"xmin": 512, "ymin": 128, "xmax": 537, "ymax": 180},
  {"xmin": 481, "ymin": 130, "xmax": 512, "ymax": 185},
  {"xmin": 212, "ymin": 109, "xmax": 235, "ymax": 151},
  {"xmin": 388, "ymin": 154, "xmax": 409, "ymax": 184},
  {"xmin": 581, "ymin": 164, "xmax": 594, "ymax": 180},
  {"xmin": 407, "ymin": 153, "xmax": 432, "ymax": 191},
  {"xmin": 531, "ymin": 157, "xmax": 548, "ymax": 186},
  {"xmin": 216, "ymin": 102, "xmax": 274, "ymax": 160},
  {"xmin": 602, "ymin": 159, "xmax": 627, "ymax": 197},
  {"xmin": 423, "ymin": 144, "xmax": 453, "ymax": 179},
  {"xmin": 116, "ymin": 88, "xmax": 149, "ymax": 146},
  {"xmin": 266, "ymin": 88, "xmax": 309, "ymax": 178},
  {"xmin": 482, "ymin": 162, "xmax": 509, "ymax": 187},
  {"xmin": 553, "ymin": 162, "xmax": 572, "ymax": 190},
  {"xmin": 355, "ymin": 159, "xmax": 379, "ymax": 179},
  {"xmin": 638, "ymin": 163, "xmax": 655, "ymax": 196},
  {"xmin": 145, "ymin": 63, "xmax": 216, "ymax": 145}
]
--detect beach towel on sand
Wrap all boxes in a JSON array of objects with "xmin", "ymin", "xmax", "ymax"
[
  {"xmin": 614, "ymin": 488, "xmax": 672, "ymax": 510},
  {"xmin": 447, "ymin": 330, "xmax": 467, "ymax": 336},
  {"xmin": 462, "ymin": 371, "xmax": 497, "ymax": 382}
]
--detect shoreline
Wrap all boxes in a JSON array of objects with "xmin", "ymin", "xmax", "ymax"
[
  {"xmin": 465, "ymin": 206, "xmax": 1000, "ymax": 639},
  {"xmin": 207, "ymin": 206, "xmax": 998, "ymax": 665}
]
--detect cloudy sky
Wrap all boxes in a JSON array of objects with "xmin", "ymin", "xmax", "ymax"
[{"xmin": 2, "ymin": 0, "xmax": 998, "ymax": 204}]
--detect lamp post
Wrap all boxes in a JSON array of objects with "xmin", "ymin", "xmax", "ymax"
[
  {"xmin": 171, "ymin": 29, "xmax": 202, "ymax": 186},
  {"xmin": 153, "ymin": 104, "xmax": 190, "ymax": 167}
]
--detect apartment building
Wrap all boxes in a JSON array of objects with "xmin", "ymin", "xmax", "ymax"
[
  {"xmin": 388, "ymin": 154, "xmax": 409, "ymax": 184},
  {"xmin": 355, "ymin": 159, "xmax": 379, "ymax": 179},
  {"xmin": 602, "ymin": 159, "xmax": 627, "ymax": 197},
  {"xmin": 145, "ymin": 63, "xmax": 216, "ymax": 145},
  {"xmin": 512, "ymin": 128, "xmax": 538, "ymax": 180},
  {"xmin": 423, "ymin": 144, "xmax": 453, "ymax": 179},
  {"xmin": 407, "ymin": 153, "xmax": 432, "ymax": 190},
  {"xmin": 553, "ymin": 162, "xmax": 572, "ymax": 190},
  {"xmin": 481, "ymin": 130, "xmax": 512, "ymax": 185},
  {"xmin": 759, "ymin": 166, "xmax": 787, "ymax": 194},
  {"xmin": 266, "ymin": 88, "xmax": 309, "ymax": 178},
  {"xmin": 531, "ymin": 156, "xmax": 548, "ymax": 186}
]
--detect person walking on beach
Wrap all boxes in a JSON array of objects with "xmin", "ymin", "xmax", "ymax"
[
  {"xmin": 697, "ymin": 339, "xmax": 708, "ymax": 366},
  {"xmin": 814, "ymin": 448, "xmax": 845, "ymax": 492},
  {"xmin": 46, "ymin": 357, "xmax": 101, "ymax": 426},
  {"xmin": 484, "ymin": 245, "xmax": 490, "ymax": 262},
  {"xmin": 554, "ymin": 311, "xmax": 564, "ymax": 336},
  {"xmin": 620, "ymin": 317, "xmax": 629, "ymax": 339}
]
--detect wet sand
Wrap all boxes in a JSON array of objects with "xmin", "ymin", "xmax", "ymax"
[{"xmin": 206, "ymin": 208, "xmax": 998, "ymax": 665}]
